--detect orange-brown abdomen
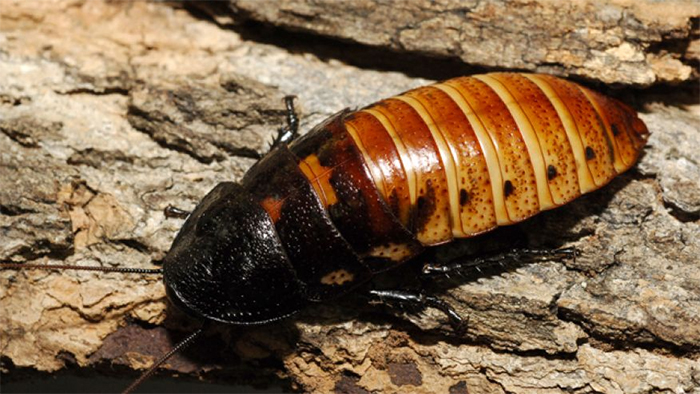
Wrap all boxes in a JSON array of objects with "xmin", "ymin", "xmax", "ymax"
[{"xmin": 345, "ymin": 73, "xmax": 649, "ymax": 246}]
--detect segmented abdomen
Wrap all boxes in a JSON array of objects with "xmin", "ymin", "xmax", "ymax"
[
  {"xmin": 345, "ymin": 73, "xmax": 649, "ymax": 245},
  {"xmin": 243, "ymin": 73, "xmax": 648, "ymax": 299}
]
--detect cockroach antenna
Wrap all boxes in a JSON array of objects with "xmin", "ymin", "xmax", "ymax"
[
  {"xmin": 0, "ymin": 263, "xmax": 162, "ymax": 274},
  {"xmin": 122, "ymin": 324, "xmax": 207, "ymax": 394}
]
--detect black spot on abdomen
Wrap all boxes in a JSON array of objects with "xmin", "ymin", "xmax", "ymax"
[
  {"xmin": 504, "ymin": 180, "xmax": 514, "ymax": 198},
  {"xmin": 459, "ymin": 189, "xmax": 469, "ymax": 205},
  {"xmin": 585, "ymin": 146, "xmax": 596, "ymax": 160}
]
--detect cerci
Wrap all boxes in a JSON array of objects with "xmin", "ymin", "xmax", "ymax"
[{"xmin": 164, "ymin": 72, "xmax": 649, "ymax": 327}]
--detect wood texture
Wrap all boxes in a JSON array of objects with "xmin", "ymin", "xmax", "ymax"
[
  {"xmin": 219, "ymin": 0, "xmax": 700, "ymax": 86},
  {"xmin": 1, "ymin": 1, "xmax": 699, "ymax": 393}
]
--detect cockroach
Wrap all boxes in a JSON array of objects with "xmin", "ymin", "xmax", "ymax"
[{"xmin": 1, "ymin": 72, "xmax": 649, "ymax": 393}]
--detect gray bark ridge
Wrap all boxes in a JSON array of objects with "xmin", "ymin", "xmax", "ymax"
[{"xmin": 226, "ymin": 0, "xmax": 700, "ymax": 86}]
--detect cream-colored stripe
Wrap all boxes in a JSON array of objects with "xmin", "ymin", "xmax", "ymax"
[
  {"xmin": 474, "ymin": 75, "xmax": 554, "ymax": 210},
  {"xmin": 345, "ymin": 122, "xmax": 388, "ymax": 199},
  {"xmin": 362, "ymin": 108, "xmax": 417, "ymax": 204},
  {"xmin": 577, "ymin": 87, "xmax": 629, "ymax": 171},
  {"xmin": 393, "ymin": 95, "xmax": 461, "ymax": 233},
  {"xmin": 435, "ymin": 83, "xmax": 511, "ymax": 226},
  {"xmin": 523, "ymin": 74, "xmax": 594, "ymax": 194}
]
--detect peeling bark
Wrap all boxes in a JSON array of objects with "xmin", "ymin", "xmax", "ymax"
[{"xmin": 1, "ymin": 1, "xmax": 699, "ymax": 394}]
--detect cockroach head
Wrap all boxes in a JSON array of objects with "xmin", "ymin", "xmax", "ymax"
[{"xmin": 163, "ymin": 182, "xmax": 306, "ymax": 325}]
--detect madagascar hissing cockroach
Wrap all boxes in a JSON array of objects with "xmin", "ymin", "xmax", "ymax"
[{"xmin": 2, "ymin": 72, "xmax": 649, "ymax": 393}]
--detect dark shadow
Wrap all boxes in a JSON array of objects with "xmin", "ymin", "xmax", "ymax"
[{"xmin": 0, "ymin": 355, "xmax": 287, "ymax": 394}]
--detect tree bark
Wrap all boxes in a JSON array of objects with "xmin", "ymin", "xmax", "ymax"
[
  {"xmin": 219, "ymin": 0, "xmax": 700, "ymax": 86},
  {"xmin": 1, "ymin": 1, "xmax": 699, "ymax": 393}
]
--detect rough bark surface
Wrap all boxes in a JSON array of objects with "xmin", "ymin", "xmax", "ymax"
[
  {"xmin": 221, "ymin": 0, "xmax": 700, "ymax": 86},
  {"xmin": 1, "ymin": 1, "xmax": 699, "ymax": 394}
]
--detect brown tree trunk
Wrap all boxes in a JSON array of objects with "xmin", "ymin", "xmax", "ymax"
[{"xmin": 1, "ymin": 1, "xmax": 699, "ymax": 393}]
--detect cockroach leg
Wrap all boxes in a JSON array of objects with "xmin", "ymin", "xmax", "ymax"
[
  {"xmin": 366, "ymin": 289, "xmax": 466, "ymax": 333},
  {"xmin": 269, "ymin": 95, "xmax": 299, "ymax": 150},
  {"xmin": 421, "ymin": 247, "xmax": 578, "ymax": 277}
]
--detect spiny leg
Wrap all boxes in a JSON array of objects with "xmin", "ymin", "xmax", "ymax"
[
  {"xmin": 422, "ymin": 247, "xmax": 578, "ymax": 277},
  {"xmin": 366, "ymin": 289, "xmax": 466, "ymax": 333},
  {"xmin": 269, "ymin": 95, "xmax": 300, "ymax": 150}
]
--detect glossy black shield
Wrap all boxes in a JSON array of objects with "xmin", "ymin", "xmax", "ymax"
[{"xmin": 163, "ymin": 182, "xmax": 307, "ymax": 324}]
